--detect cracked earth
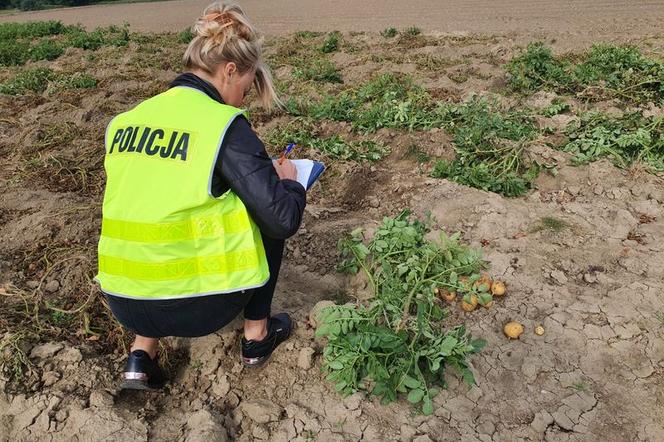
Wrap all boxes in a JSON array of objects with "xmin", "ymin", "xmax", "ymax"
[{"xmin": 1, "ymin": 15, "xmax": 664, "ymax": 442}]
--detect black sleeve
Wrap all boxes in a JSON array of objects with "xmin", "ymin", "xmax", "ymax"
[{"xmin": 212, "ymin": 116, "xmax": 306, "ymax": 240}]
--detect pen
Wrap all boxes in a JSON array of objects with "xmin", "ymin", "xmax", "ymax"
[{"xmin": 278, "ymin": 143, "xmax": 296, "ymax": 165}]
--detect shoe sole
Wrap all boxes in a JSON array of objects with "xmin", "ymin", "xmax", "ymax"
[
  {"xmin": 242, "ymin": 355, "xmax": 270, "ymax": 368},
  {"xmin": 120, "ymin": 378, "xmax": 165, "ymax": 391}
]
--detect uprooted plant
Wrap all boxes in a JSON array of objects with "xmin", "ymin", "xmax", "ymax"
[
  {"xmin": 561, "ymin": 111, "xmax": 664, "ymax": 172},
  {"xmin": 430, "ymin": 97, "xmax": 541, "ymax": 197},
  {"xmin": 506, "ymin": 42, "xmax": 664, "ymax": 104},
  {"xmin": 316, "ymin": 213, "xmax": 488, "ymax": 414},
  {"xmin": 264, "ymin": 117, "xmax": 389, "ymax": 163}
]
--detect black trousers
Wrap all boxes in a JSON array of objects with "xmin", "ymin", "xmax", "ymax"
[{"xmin": 105, "ymin": 236, "xmax": 284, "ymax": 338}]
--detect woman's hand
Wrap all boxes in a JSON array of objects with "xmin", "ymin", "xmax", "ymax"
[{"xmin": 272, "ymin": 159, "xmax": 298, "ymax": 181}]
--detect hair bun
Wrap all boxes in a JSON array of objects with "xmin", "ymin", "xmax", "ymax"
[{"xmin": 194, "ymin": 3, "xmax": 254, "ymax": 43}]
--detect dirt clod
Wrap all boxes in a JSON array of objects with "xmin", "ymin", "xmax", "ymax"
[
  {"xmin": 89, "ymin": 390, "xmax": 114, "ymax": 408},
  {"xmin": 44, "ymin": 280, "xmax": 60, "ymax": 293},
  {"xmin": 309, "ymin": 300, "xmax": 336, "ymax": 328},
  {"xmin": 240, "ymin": 399, "xmax": 283, "ymax": 424},
  {"xmin": 297, "ymin": 347, "xmax": 316, "ymax": 370},
  {"xmin": 30, "ymin": 342, "xmax": 64, "ymax": 359},
  {"xmin": 55, "ymin": 347, "xmax": 82, "ymax": 364},
  {"xmin": 185, "ymin": 410, "xmax": 228, "ymax": 442}
]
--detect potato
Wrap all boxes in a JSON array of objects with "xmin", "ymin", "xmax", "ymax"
[
  {"xmin": 503, "ymin": 321, "xmax": 524, "ymax": 339},
  {"xmin": 534, "ymin": 325, "xmax": 545, "ymax": 336},
  {"xmin": 461, "ymin": 294, "xmax": 478, "ymax": 312},
  {"xmin": 442, "ymin": 290, "xmax": 457, "ymax": 302},
  {"xmin": 491, "ymin": 281, "xmax": 506, "ymax": 296},
  {"xmin": 474, "ymin": 274, "xmax": 493, "ymax": 291}
]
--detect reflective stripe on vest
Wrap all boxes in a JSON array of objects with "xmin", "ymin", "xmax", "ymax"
[
  {"xmin": 101, "ymin": 208, "xmax": 251, "ymax": 243},
  {"xmin": 95, "ymin": 86, "xmax": 270, "ymax": 299}
]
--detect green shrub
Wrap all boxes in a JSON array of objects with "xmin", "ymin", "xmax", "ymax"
[
  {"xmin": 178, "ymin": 27, "xmax": 195, "ymax": 44},
  {"xmin": 28, "ymin": 39, "xmax": 64, "ymax": 61},
  {"xmin": 265, "ymin": 118, "xmax": 389, "ymax": 162},
  {"xmin": 572, "ymin": 44, "xmax": 664, "ymax": 103},
  {"xmin": 431, "ymin": 159, "xmax": 531, "ymax": 197},
  {"xmin": 429, "ymin": 98, "xmax": 540, "ymax": 197},
  {"xmin": 68, "ymin": 29, "xmax": 106, "ymax": 50},
  {"xmin": 506, "ymin": 41, "xmax": 571, "ymax": 92},
  {"xmin": 0, "ymin": 68, "xmax": 97, "ymax": 95},
  {"xmin": 0, "ymin": 21, "xmax": 74, "ymax": 40},
  {"xmin": 105, "ymin": 23, "xmax": 130, "ymax": 47},
  {"xmin": 0, "ymin": 40, "xmax": 30, "ymax": 66},
  {"xmin": 380, "ymin": 27, "xmax": 398, "ymax": 38},
  {"xmin": 541, "ymin": 99, "xmax": 570, "ymax": 117},
  {"xmin": 65, "ymin": 25, "xmax": 130, "ymax": 50},
  {"xmin": 507, "ymin": 42, "xmax": 664, "ymax": 103},
  {"xmin": 562, "ymin": 111, "xmax": 664, "ymax": 171},
  {"xmin": 309, "ymin": 73, "xmax": 439, "ymax": 133},
  {"xmin": 0, "ymin": 67, "xmax": 55, "ymax": 94},
  {"xmin": 404, "ymin": 26, "xmax": 422, "ymax": 36},
  {"xmin": 320, "ymin": 214, "xmax": 487, "ymax": 414},
  {"xmin": 320, "ymin": 31, "xmax": 341, "ymax": 53},
  {"xmin": 293, "ymin": 58, "xmax": 342, "ymax": 83},
  {"xmin": 55, "ymin": 72, "xmax": 97, "ymax": 89}
]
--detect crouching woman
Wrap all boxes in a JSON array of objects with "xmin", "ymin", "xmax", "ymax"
[{"xmin": 95, "ymin": 1, "xmax": 305, "ymax": 389}]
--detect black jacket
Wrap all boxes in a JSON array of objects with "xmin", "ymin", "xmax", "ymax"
[{"xmin": 170, "ymin": 73, "xmax": 306, "ymax": 240}]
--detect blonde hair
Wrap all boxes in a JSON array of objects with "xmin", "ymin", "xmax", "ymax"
[{"xmin": 184, "ymin": 1, "xmax": 279, "ymax": 110}]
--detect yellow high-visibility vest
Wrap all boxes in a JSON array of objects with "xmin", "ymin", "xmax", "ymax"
[{"xmin": 95, "ymin": 86, "xmax": 269, "ymax": 299}]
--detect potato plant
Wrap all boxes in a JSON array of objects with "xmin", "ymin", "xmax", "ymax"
[{"xmin": 317, "ymin": 213, "xmax": 487, "ymax": 414}]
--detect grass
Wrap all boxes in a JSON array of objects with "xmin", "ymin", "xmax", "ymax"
[
  {"xmin": 294, "ymin": 31, "xmax": 322, "ymax": 39},
  {"xmin": 656, "ymin": 311, "xmax": 664, "ymax": 325},
  {"xmin": 530, "ymin": 217, "xmax": 570, "ymax": 233},
  {"xmin": 0, "ymin": 21, "xmax": 130, "ymax": 67},
  {"xmin": 381, "ymin": 27, "xmax": 398, "ymax": 38},
  {"xmin": 268, "ymin": 32, "xmax": 343, "ymax": 84},
  {"xmin": 571, "ymin": 381, "xmax": 588, "ymax": 392},
  {"xmin": 415, "ymin": 54, "xmax": 458, "ymax": 71},
  {"xmin": 507, "ymin": 42, "xmax": 664, "ymax": 104},
  {"xmin": 0, "ymin": 67, "xmax": 97, "ymax": 95},
  {"xmin": 0, "ymin": 40, "xmax": 30, "ymax": 65},
  {"xmin": 404, "ymin": 26, "xmax": 422, "ymax": 36},
  {"xmin": 0, "ymin": 20, "xmax": 76, "ymax": 40},
  {"xmin": 178, "ymin": 27, "xmax": 194, "ymax": 44},
  {"xmin": 320, "ymin": 31, "xmax": 341, "ymax": 53},
  {"xmin": 0, "ymin": 332, "xmax": 35, "ymax": 385},
  {"xmin": 0, "ymin": 67, "xmax": 55, "ymax": 94},
  {"xmin": 404, "ymin": 144, "xmax": 431, "ymax": 164},
  {"xmin": 28, "ymin": 38, "xmax": 65, "ymax": 61},
  {"xmin": 293, "ymin": 58, "xmax": 342, "ymax": 83}
]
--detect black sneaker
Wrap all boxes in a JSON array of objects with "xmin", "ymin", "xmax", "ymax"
[
  {"xmin": 241, "ymin": 313, "xmax": 294, "ymax": 367},
  {"xmin": 120, "ymin": 350, "xmax": 167, "ymax": 390}
]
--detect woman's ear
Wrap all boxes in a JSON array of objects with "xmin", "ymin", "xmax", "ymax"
[{"xmin": 224, "ymin": 62, "xmax": 237, "ymax": 80}]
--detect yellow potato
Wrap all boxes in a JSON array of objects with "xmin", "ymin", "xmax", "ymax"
[
  {"xmin": 474, "ymin": 274, "xmax": 493, "ymax": 291},
  {"xmin": 461, "ymin": 294, "xmax": 478, "ymax": 312},
  {"xmin": 442, "ymin": 290, "xmax": 457, "ymax": 302},
  {"xmin": 491, "ymin": 281, "xmax": 506, "ymax": 296},
  {"xmin": 503, "ymin": 321, "xmax": 524, "ymax": 339},
  {"xmin": 535, "ymin": 325, "xmax": 545, "ymax": 336}
]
